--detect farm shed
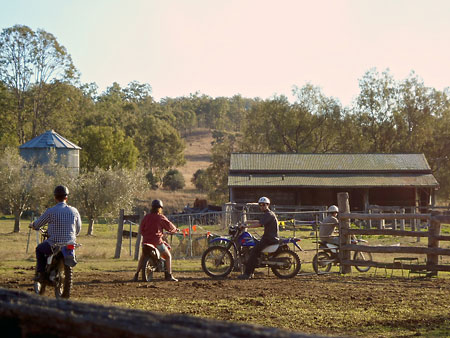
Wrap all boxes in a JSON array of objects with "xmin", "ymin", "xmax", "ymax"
[
  {"xmin": 19, "ymin": 130, "xmax": 81, "ymax": 175},
  {"xmin": 228, "ymin": 153, "xmax": 439, "ymax": 212}
]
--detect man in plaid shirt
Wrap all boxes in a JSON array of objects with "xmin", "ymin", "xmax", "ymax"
[{"xmin": 30, "ymin": 185, "xmax": 81, "ymax": 281}]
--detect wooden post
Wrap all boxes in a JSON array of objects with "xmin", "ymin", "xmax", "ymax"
[
  {"xmin": 400, "ymin": 208, "xmax": 405, "ymax": 231},
  {"xmin": 134, "ymin": 211, "xmax": 145, "ymax": 261},
  {"xmin": 338, "ymin": 192, "xmax": 351, "ymax": 274},
  {"xmin": 427, "ymin": 213, "xmax": 441, "ymax": 276},
  {"xmin": 114, "ymin": 209, "xmax": 125, "ymax": 259}
]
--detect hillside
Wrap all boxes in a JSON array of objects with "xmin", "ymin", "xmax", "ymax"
[{"xmin": 142, "ymin": 128, "xmax": 213, "ymax": 213}]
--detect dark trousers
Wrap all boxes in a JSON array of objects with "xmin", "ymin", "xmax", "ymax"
[
  {"xmin": 36, "ymin": 241, "xmax": 52, "ymax": 273},
  {"xmin": 244, "ymin": 237, "xmax": 278, "ymax": 276}
]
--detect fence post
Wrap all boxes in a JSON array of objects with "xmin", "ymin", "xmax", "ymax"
[
  {"xmin": 338, "ymin": 192, "xmax": 351, "ymax": 274},
  {"xmin": 114, "ymin": 209, "xmax": 125, "ymax": 259},
  {"xmin": 427, "ymin": 212, "xmax": 441, "ymax": 276},
  {"xmin": 400, "ymin": 208, "xmax": 405, "ymax": 231},
  {"xmin": 134, "ymin": 211, "xmax": 145, "ymax": 261}
]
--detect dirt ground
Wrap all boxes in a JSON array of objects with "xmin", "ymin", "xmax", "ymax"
[{"xmin": 2, "ymin": 268, "xmax": 450, "ymax": 337}]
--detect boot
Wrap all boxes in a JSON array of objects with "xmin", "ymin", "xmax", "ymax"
[
  {"xmin": 164, "ymin": 272, "xmax": 178, "ymax": 282},
  {"xmin": 132, "ymin": 272, "xmax": 139, "ymax": 282}
]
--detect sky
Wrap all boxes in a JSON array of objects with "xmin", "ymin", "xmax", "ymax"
[{"xmin": 1, "ymin": 0, "xmax": 449, "ymax": 106}]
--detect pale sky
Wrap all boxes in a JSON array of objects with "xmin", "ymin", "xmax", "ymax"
[{"xmin": 1, "ymin": 0, "xmax": 449, "ymax": 106}]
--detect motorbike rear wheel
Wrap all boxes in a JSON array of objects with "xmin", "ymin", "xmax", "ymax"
[
  {"xmin": 271, "ymin": 249, "xmax": 301, "ymax": 279},
  {"xmin": 142, "ymin": 256, "xmax": 158, "ymax": 282},
  {"xmin": 312, "ymin": 252, "xmax": 333, "ymax": 274},
  {"xmin": 201, "ymin": 246, "xmax": 234, "ymax": 278},
  {"xmin": 353, "ymin": 251, "xmax": 373, "ymax": 272},
  {"xmin": 55, "ymin": 259, "xmax": 73, "ymax": 299}
]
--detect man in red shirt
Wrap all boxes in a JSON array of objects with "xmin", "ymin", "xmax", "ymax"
[{"xmin": 133, "ymin": 199, "xmax": 179, "ymax": 282}]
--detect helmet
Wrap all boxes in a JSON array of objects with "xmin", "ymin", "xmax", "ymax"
[
  {"xmin": 151, "ymin": 199, "xmax": 163, "ymax": 209},
  {"xmin": 258, "ymin": 196, "xmax": 270, "ymax": 205},
  {"xmin": 54, "ymin": 185, "xmax": 69, "ymax": 197},
  {"xmin": 328, "ymin": 205, "xmax": 339, "ymax": 213}
]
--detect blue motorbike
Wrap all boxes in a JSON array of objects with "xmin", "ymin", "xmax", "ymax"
[{"xmin": 201, "ymin": 224, "xmax": 302, "ymax": 279}]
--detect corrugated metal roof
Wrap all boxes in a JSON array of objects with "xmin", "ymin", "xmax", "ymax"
[
  {"xmin": 228, "ymin": 173, "xmax": 439, "ymax": 188},
  {"xmin": 230, "ymin": 153, "xmax": 431, "ymax": 172},
  {"xmin": 19, "ymin": 130, "xmax": 81, "ymax": 149}
]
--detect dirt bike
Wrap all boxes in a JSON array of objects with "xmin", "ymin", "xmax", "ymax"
[
  {"xmin": 201, "ymin": 224, "xmax": 302, "ymax": 279},
  {"xmin": 141, "ymin": 242, "xmax": 169, "ymax": 281},
  {"xmin": 33, "ymin": 226, "xmax": 81, "ymax": 299},
  {"xmin": 312, "ymin": 237, "xmax": 373, "ymax": 274}
]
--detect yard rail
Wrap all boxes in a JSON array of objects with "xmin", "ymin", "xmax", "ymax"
[{"xmin": 337, "ymin": 192, "xmax": 450, "ymax": 275}]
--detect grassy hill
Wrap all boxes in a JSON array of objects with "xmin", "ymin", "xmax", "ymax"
[{"xmin": 142, "ymin": 128, "xmax": 213, "ymax": 213}]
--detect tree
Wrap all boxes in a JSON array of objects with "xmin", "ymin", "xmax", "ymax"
[
  {"xmin": 353, "ymin": 68, "xmax": 398, "ymax": 152},
  {"xmin": 71, "ymin": 167, "xmax": 148, "ymax": 235},
  {"xmin": 134, "ymin": 114, "xmax": 185, "ymax": 179},
  {"xmin": 192, "ymin": 169, "xmax": 208, "ymax": 192},
  {"xmin": 162, "ymin": 169, "xmax": 185, "ymax": 191},
  {"xmin": 0, "ymin": 148, "xmax": 50, "ymax": 232},
  {"xmin": 78, "ymin": 125, "xmax": 139, "ymax": 171},
  {"xmin": 0, "ymin": 25, "xmax": 78, "ymax": 143}
]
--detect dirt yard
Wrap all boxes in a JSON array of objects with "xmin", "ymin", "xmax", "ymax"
[{"xmin": 2, "ymin": 267, "xmax": 450, "ymax": 337}]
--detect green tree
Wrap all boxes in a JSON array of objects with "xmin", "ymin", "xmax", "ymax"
[
  {"xmin": 134, "ymin": 114, "xmax": 185, "ymax": 179},
  {"xmin": 354, "ymin": 68, "xmax": 398, "ymax": 152},
  {"xmin": 0, "ymin": 25, "xmax": 78, "ymax": 143},
  {"xmin": 71, "ymin": 167, "xmax": 148, "ymax": 235},
  {"xmin": 78, "ymin": 126, "xmax": 138, "ymax": 171},
  {"xmin": 0, "ymin": 148, "xmax": 50, "ymax": 232},
  {"xmin": 192, "ymin": 169, "xmax": 208, "ymax": 192},
  {"xmin": 162, "ymin": 169, "xmax": 185, "ymax": 191}
]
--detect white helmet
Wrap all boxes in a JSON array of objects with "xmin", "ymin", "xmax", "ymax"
[
  {"xmin": 328, "ymin": 205, "xmax": 339, "ymax": 213},
  {"xmin": 258, "ymin": 196, "xmax": 270, "ymax": 204}
]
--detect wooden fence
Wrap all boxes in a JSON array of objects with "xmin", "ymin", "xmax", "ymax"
[{"xmin": 337, "ymin": 192, "xmax": 450, "ymax": 275}]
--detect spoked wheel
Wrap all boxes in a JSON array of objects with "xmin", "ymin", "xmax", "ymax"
[
  {"xmin": 353, "ymin": 251, "xmax": 373, "ymax": 272},
  {"xmin": 271, "ymin": 249, "xmax": 301, "ymax": 279},
  {"xmin": 142, "ymin": 256, "xmax": 158, "ymax": 282},
  {"xmin": 312, "ymin": 252, "xmax": 333, "ymax": 274},
  {"xmin": 201, "ymin": 246, "xmax": 234, "ymax": 278},
  {"xmin": 55, "ymin": 259, "xmax": 73, "ymax": 299}
]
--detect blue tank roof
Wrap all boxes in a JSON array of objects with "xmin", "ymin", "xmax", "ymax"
[{"xmin": 19, "ymin": 130, "xmax": 81, "ymax": 149}]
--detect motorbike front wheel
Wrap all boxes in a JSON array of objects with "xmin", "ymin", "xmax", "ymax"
[
  {"xmin": 142, "ymin": 256, "xmax": 158, "ymax": 282},
  {"xmin": 201, "ymin": 246, "xmax": 234, "ymax": 278},
  {"xmin": 55, "ymin": 259, "xmax": 73, "ymax": 299},
  {"xmin": 312, "ymin": 252, "xmax": 333, "ymax": 274},
  {"xmin": 271, "ymin": 249, "xmax": 301, "ymax": 279},
  {"xmin": 353, "ymin": 251, "xmax": 373, "ymax": 272}
]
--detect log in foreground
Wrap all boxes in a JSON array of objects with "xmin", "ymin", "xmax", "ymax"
[{"xmin": 0, "ymin": 288, "xmax": 323, "ymax": 338}]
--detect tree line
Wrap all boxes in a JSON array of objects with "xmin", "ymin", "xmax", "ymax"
[{"xmin": 1, "ymin": 25, "xmax": 450, "ymax": 231}]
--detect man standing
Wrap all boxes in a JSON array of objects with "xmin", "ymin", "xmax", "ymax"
[
  {"xmin": 238, "ymin": 197, "xmax": 279, "ymax": 279},
  {"xmin": 30, "ymin": 185, "xmax": 81, "ymax": 282}
]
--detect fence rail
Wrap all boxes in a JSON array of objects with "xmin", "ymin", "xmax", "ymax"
[{"xmin": 337, "ymin": 192, "xmax": 450, "ymax": 275}]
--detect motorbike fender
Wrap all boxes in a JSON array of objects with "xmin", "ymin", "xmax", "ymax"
[
  {"xmin": 209, "ymin": 237, "xmax": 231, "ymax": 245},
  {"xmin": 142, "ymin": 243, "xmax": 161, "ymax": 260}
]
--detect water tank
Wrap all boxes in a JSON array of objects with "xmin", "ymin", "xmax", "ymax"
[{"xmin": 19, "ymin": 130, "xmax": 81, "ymax": 175}]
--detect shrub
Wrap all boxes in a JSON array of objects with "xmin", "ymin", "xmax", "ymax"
[
  {"xmin": 191, "ymin": 169, "xmax": 208, "ymax": 192},
  {"xmin": 162, "ymin": 169, "xmax": 185, "ymax": 191}
]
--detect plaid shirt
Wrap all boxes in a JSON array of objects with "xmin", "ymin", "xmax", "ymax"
[{"xmin": 33, "ymin": 202, "xmax": 82, "ymax": 245}]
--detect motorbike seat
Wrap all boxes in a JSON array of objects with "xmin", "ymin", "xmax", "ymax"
[{"xmin": 261, "ymin": 244, "xmax": 279, "ymax": 253}]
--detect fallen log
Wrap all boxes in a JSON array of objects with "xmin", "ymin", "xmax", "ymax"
[{"xmin": 0, "ymin": 288, "xmax": 321, "ymax": 338}]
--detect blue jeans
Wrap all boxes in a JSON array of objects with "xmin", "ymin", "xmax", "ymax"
[
  {"xmin": 36, "ymin": 241, "xmax": 52, "ymax": 273},
  {"xmin": 244, "ymin": 237, "xmax": 278, "ymax": 276}
]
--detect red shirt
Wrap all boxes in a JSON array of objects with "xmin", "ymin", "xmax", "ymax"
[{"xmin": 140, "ymin": 213, "xmax": 177, "ymax": 246}]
